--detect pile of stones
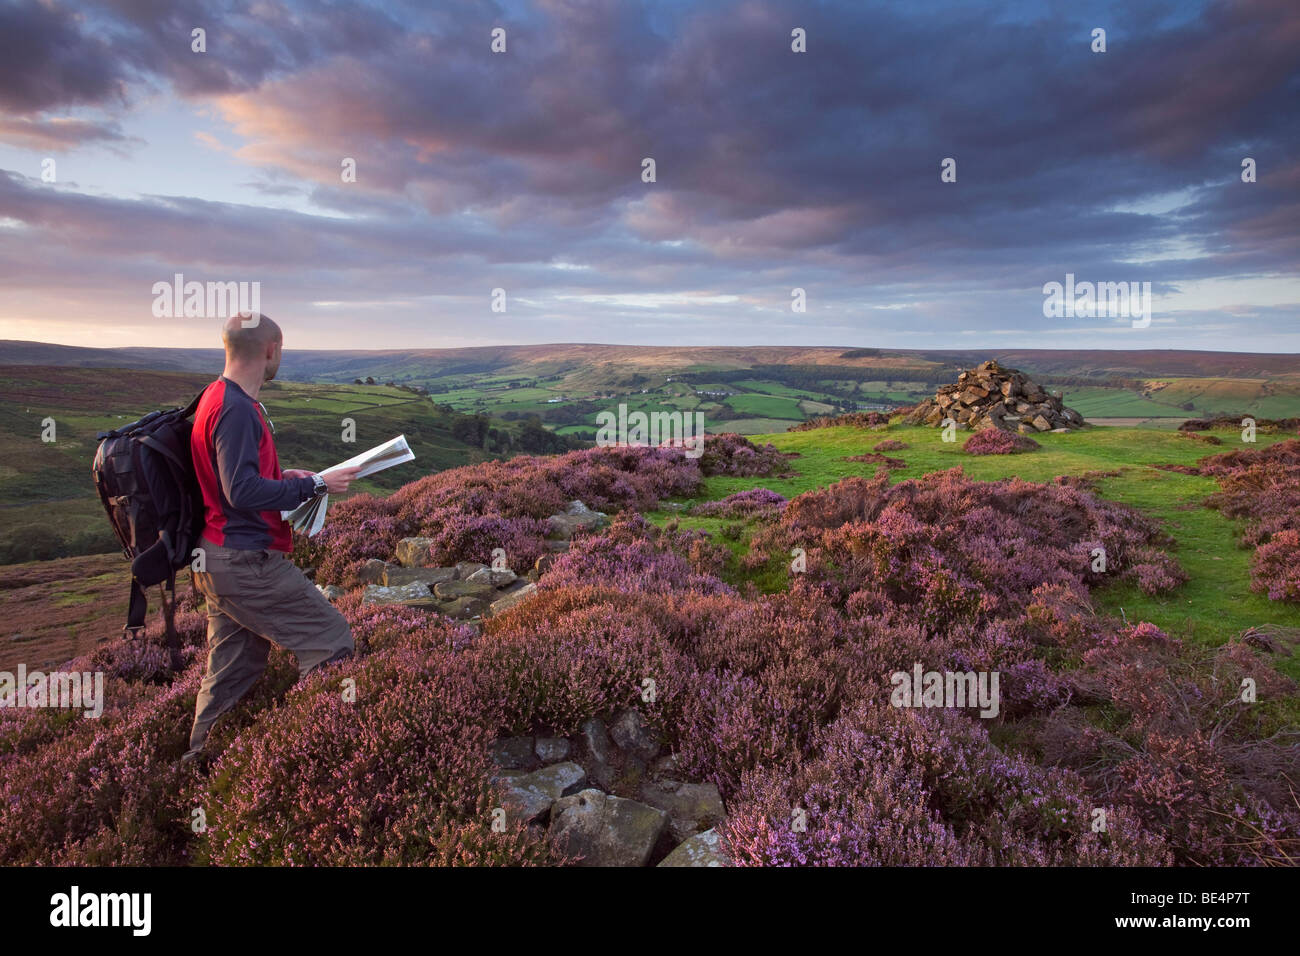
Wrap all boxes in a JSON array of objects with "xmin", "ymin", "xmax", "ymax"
[
  {"xmin": 903, "ymin": 360, "xmax": 1086, "ymax": 434},
  {"xmin": 491, "ymin": 707, "xmax": 730, "ymax": 867},
  {"xmin": 338, "ymin": 500, "xmax": 609, "ymax": 620}
]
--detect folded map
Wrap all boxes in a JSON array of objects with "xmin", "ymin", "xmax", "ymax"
[{"xmin": 281, "ymin": 434, "xmax": 415, "ymax": 537}]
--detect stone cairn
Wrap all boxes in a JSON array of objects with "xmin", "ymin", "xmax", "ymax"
[{"xmin": 903, "ymin": 360, "xmax": 1086, "ymax": 434}]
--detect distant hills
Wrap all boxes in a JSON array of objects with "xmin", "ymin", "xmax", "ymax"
[{"xmin": 3, "ymin": 340, "xmax": 1298, "ymax": 386}]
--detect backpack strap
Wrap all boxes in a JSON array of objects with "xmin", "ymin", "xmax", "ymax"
[
  {"xmin": 181, "ymin": 388, "xmax": 206, "ymax": 419},
  {"xmin": 125, "ymin": 577, "xmax": 148, "ymax": 637}
]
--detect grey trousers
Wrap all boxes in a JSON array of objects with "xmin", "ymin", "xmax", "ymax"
[{"xmin": 186, "ymin": 538, "xmax": 353, "ymax": 758}]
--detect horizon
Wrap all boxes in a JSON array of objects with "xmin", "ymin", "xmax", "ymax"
[
  {"xmin": 1, "ymin": 0, "xmax": 1298, "ymax": 350},
  {"xmin": 4, "ymin": 337, "xmax": 1300, "ymax": 358}
]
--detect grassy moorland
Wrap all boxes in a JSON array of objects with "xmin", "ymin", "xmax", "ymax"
[
  {"xmin": 0, "ymin": 366, "xmax": 568, "ymax": 563},
  {"xmin": 654, "ymin": 423, "xmax": 1300, "ymax": 677},
  {"xmin": 1, "ymin": 418, "xmax": 1297, "ymax": 867}
]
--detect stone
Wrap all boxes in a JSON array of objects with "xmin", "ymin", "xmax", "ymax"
[
  {"xmin": 440, "ymin": 596, "xmax": 487, "ymax": 619},
  {"xmin": 549, "ymin": 789, "xmax": 669, "ymax": 867},
  {"xmin": 394, "ymin": 538, "xmax": 435, "ymax": 568},
  {"xmin": 531, "ymin": 553, "xmax": 559, "ymax": 579},
  {"xmin": 488, "ymin": 582, "xmax": 538, "ymax": 617},
  {"xmin": 535, "ymin": 737, "xmax": 571, "ymax": 763},
  {"xmin": 1032, "ymin": 414, "xmax": 1053, "ymax": 432},
  {"xmin": 455, "ymin": 561, "xmax": 488, "ymax": 579},
  {"xmin": 360, "ymin": 582, "xmax": 438, "ymax": 608},
  {"xmin": 580, "ymin": 716, "xmax": 618, "ymax": 790},
  {"xmin": 465, "ymin": 566, "xmax": 517, "ymax": 588},
  {"xmin": 609, "ymin": 708, "xmax": 661, "ymax": 761},
  {"xmin": 650, "ymin": 753, "xmax": 679, "ymax": 778},
  {"xmin": 546, "ymin": 500, "xmax": 608, "ymax": 540},
  {"xmin": 357, "ymin": 559, "xmax": 387, "ymax": 584},
  {"xmin": 434, "ymin": 579, "xmax": 496, "ymax": 600},
  {"xmin": 491, "ymin": 736, "xmax": 536, "ymax": 770},
  {"xmin": 384, "ymin": 566, "xmax": 457, "ymax": 588},
  {"xmin": 316, "ymin": 584, "xmax": 344, "ymax": 601},
  {"xmin": 639, "ymin": 780, "xmax": 726, "ymax": 843},
  {"xmin": 501, "ymin": 761, "xmax": 588, "ymax": 826}
]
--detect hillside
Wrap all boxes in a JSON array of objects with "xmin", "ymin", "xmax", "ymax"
[
  {"xmin": 0, "ymin": 366, "xmax": 570, "ymax": 564},
  {"xmin": 6, "ymin": 341, "xmax": 1299, "ymax": 439},
  {"xmin": 1, "ymin": 419, "xmax": 1297, "ymax": 868}
]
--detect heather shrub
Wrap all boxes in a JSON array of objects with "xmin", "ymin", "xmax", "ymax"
[
  {"xmin": 873, "ymin": 439, "xmax": 909, "ymax": 451},
  {"xmin": 540, "ymin": 513, "xmax": 734, "ymax": 597},
  {"xmin": 963, "ymin": 427, "xmax": 1040, "ymax": 455},
  {"xmin": 1252, "ymin": 530, "xmax": 1300, "ymax": 601},
  {"xmin": 689, "ymin": 487, "xmax": 787, "ymax": 519},
  {"xmin": 757, "ymin": 470, "xmax": 1184, "ymax": 632},
  {"xmin": 1199, "ymin": 441, "xmax": 1300, "ymax": 602},
  {"xmin": 333, "ymin": 588, "xmax": 477, "ymax": 656},
  {"xmin": 723, "ymin": 700, "xmax": 1172, "ymax": 866},
  {"xmin": 478, "ymin": 589, "xmax": 690, "ymax": 738},
  {"xmin": 200, "ymin": 645, "xmax": 550, "ymax": 865},
  {"xmin": 1032, "ymin": 619, "xmax": 1300, "ymax": 866},
  {"xmin": 307, "ymin": 445, "xmax": 706, "ymax": 585},
  {"xmin": 0, "ymin": 629, "xmax": 302, "ymax": 865},
  {"xmin": 696, "ymin": 433, "xmax": 789, "ymax": 477}
]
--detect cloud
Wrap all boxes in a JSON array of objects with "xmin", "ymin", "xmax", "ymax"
[{"xmin": 0, "ymin": 0, "xmax": 1297, "ymax": 348}]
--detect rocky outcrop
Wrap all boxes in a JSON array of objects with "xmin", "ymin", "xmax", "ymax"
[
  {"xmin": 357, "ymin": 499, "xmax": 613, "ymax": 622},
  {"xmin": 903, "ymin": 360, "xmax": 1086, "ymax": 434},
  {"xmin": 487, "ymin": 708, "xmax": 730, "ymax": 867},
  {"xmin": 361, "ymin": 557, "xmax": 536, "ymax": 620}
]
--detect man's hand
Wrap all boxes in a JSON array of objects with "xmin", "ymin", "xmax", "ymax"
[
  {"xmin": 321, "ymin": 466, "xmax": 362, "ymax": 494},
  {"xmin": 282, "ymin": 469, "xmax": 312, "ymax": 480}
]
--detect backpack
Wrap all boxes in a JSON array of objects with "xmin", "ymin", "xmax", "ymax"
[{"xmin": 92, "ymin": 388, "xmax": 207, "ymax": 670}]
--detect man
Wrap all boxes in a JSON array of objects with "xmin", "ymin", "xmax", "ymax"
[{"xmin": 182, "ymin": 312, "xmax": 361, "ymax": 766}]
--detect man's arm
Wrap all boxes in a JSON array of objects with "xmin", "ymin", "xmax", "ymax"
[{"xmin": 213, "ymin": 403, "xmax": 316, "ymax": 511}]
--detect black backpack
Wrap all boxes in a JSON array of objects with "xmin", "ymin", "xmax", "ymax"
[{"xmin": 92, "ymin": 388, "xmax": 207, "ymax": 670}]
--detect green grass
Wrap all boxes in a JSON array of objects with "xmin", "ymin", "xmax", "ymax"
[
  {"xmin": 704, "ymin": 417, "xmax": 800, "ymax": 435},
  {"xmin": 724, "ymin": 393, "xmax": 805, "ymax": 419},
  {"xmin": 648, "ymin": 423, "xmax": 1300, "ymax": 678}
]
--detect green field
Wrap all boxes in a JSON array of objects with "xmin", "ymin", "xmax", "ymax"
[{"xmin": 648, "ymin": 423, "xmax": 1300, "ymax": 679}]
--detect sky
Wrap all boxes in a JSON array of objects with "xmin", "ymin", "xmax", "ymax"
[{"xmin": 0, "ymin": 0, "xmax": 1297, "ymax": 351}]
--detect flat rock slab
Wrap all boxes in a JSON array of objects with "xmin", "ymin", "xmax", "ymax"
[
  {"xmin": 465, "ymin": 567, "xmax": 518, "ymax": 587},
  {"xmin": 384, "ymin": 566, "xmax": 457, "ymax": 588},
  {"xmin": 435, "ymin": 579, "xmax": 496, "ymax": 600},
  {"xmin": 361, "ymin": 582, "xmax": 436, "ymax": 608},
  {"xmin": 549, "ymin": 789, "xmax": 668, "ymax": 867},
  {"xmin": 658, "ymin": 828, "xmax": 731, "ymax": 867}
]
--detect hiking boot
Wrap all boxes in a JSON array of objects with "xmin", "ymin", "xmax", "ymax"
[{"xmin": 179, "ymin": 749, "xmax": 210, "ymax": 773}]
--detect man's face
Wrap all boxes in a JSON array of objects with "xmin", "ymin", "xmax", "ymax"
[{"xmin": 264, "ymin": 338, "xmax": 282, "ymax": 381}]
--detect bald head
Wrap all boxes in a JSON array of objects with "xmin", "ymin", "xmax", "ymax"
[{"xmin": 222, "ymin": 312, "xmax": 282, "ymax": 361}]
